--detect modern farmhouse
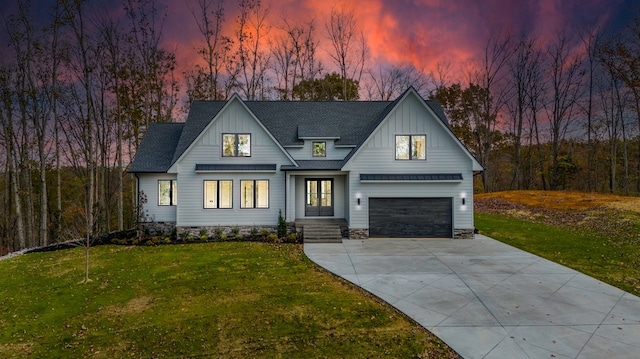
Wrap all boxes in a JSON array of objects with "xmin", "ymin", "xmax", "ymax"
[{"xmin": 129, "ymin": 88, "xmax": 483, "ymax": 240}]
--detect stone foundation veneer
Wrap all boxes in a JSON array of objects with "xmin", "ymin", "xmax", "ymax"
[
  {"xmin": 348, "ymin": 228, "xmax": 474, "ymax": 239},
  {"xmin": 143, "ymin": 222, "xmax": 474, "ymax": 239},
  {"xmin": 454, "ymin": 229, "xmax": 474, "ymax": 239},
  {"xmin": 141, "ymin": 222, "xmax": 176, "ymax": 236},
  {"xmin": 348, "ymin": 228, "xmax": 369, "ymax": 239},
  {"xmin": 178, "ymin": 225, "xmax": 279, "ymax": 237},
  {"xmin": 140, "ymin": 222, "xmax": 298, "ymax": 238}
]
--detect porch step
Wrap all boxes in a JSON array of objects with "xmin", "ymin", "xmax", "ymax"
[{"xmin": 297, "ymin": 220, "xmax": 345, "ymax": 243}]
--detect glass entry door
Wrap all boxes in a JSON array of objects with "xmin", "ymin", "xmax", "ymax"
[{"xmin": 305, "ymin": 179, "xmax": 334, "ymax": 216}]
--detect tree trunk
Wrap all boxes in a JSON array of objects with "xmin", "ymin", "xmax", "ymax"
[{"xmin": 11, "ymin": 160, "xmax": 26, "ymax": 249}]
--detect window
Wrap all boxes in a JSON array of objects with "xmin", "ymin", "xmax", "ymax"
[
  {"xmin": 395, "ymin": 135, "xmax": 426, "ymax": 160},
  {"xmin": 158, "ymin": 180, "xmax": 177, "ymax": 206},
  {"xmin": 240, "ymin": 180, "xmax": 269, "ymax": 208},
  {"xmin": 204, "ymin": 180, "xmax": 233, "ymax": 208},
  {"xmin": 312, "ymin": 141, "xmax": 326, "ymax": 157},
  {"xmin": 222, "ymin": 133, "xmax": 251, "ymax": 157}
]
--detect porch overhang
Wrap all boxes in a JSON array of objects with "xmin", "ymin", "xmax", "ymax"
[
  {"xmin": 281, "ymin": 160, "xmax": 344, "ymax": 171},
  {"xmin": 360, "ymin": 173, "xmax": 463, "ymax": 183}
]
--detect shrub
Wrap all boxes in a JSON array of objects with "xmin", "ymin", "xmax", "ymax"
[
  {"xmin": 163, "ymin": 237, "xmax": 171, "ymax": 244},
  {"xmin": 235, "ymin": 234, "xmax": 243, "ymax": 241},
  {"xmin": 231, "ymin": 226, "xmax": 240, "ymax": 235},
  {"xmin": 200, "ymin": 235, "xmax": 208, "ymax": 241},
  {"xmin": 220, "ymin": 234, "xmax": 228, "ymax": 241},
  {"xmin": 286, "ymin": 233, "xmax": 298, "ymax": 243},
  {"xmin": 267, "ymin": 233, "xmax": 279, "ymax": 243},
  {"xmin": 199, "ymin": 228, "xmax": 208, "ymax": 237},
  {"xmin": 260, "ymin": 229, "xmax": 270, "ymax": 237},
  {"xmin": 277, "ymin": 210, "xmax": 287, "ymax": 237},
  {"xmin": 178, "ymin": 231, "xmax": 188, "ymax": 242},
  {"xmin": 250, "ymin": 227, "xmax": 258, "ymax": 236},
  {"xmin": 187, "ymin": 236, "xmax": 195, "ymax": 242},
  {"xmin": 214, "ymin": 226, "xmax": 223, "ymax": 238}
]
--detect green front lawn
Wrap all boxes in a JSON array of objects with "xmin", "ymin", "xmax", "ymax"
[
  {"xmin": 475, "ymin": 212, "xmax": 640, "ymax": 296},
  {"xmin": 0, "ymin": 243, "xmax": 456, "ymax": 358}
]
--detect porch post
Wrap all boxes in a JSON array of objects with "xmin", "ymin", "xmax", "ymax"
[{"xmin": 285, "ymin": 172, "xmax": 295, "ymax": 222}]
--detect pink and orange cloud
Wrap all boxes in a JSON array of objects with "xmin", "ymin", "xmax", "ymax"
[{"xmin": 161, "ymin": 0, "xmax": 629, "ymax": 86}]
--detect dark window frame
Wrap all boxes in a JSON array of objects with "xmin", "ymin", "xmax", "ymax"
[
  {"xmin": 222, "ymin": 133, "xmax": 251, "ymax": 157},
  {"xmin": 240, "ymin": 179, "xmax": 270, "ymax": 209},
  {"xmin": 203, "ymin": 180, "xmax": 233, "ymax": 209},
  {"xmin": 158, "ymin": 179, "xmax": 177, "ymax": 206},
  {"xmin": 312, "ymin": 141, "xmax": 326, "ymax": 157},
  {"xmin": 395, "ymin": 134, "xmax": 426, "ymax": 160}
]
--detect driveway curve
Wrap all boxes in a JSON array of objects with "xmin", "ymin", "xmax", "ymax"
[{"xmin": 304, "ymin": 235, "xmax": 640, "ymax": 359}]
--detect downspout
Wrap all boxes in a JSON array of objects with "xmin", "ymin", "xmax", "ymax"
[
  {"xmin": 284, "ymin": 170, "xmax": 287, "ymax": 222},
  {"xmin": 134, "ymin": 173, "xmax": 140, "ymax": 225}
]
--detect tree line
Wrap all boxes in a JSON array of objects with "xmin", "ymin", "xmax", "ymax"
[
  {"xmin": 433, "ymin": 23, "xmax": 640, "ymax": 195},
  {"xmin": 0, "ymin": 0, "xmax": 639, "ymax": 252}
]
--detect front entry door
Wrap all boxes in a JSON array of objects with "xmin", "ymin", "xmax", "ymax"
[{"xmin": 305, "ymin": 179, "xmax": 334, "ymax": 216}]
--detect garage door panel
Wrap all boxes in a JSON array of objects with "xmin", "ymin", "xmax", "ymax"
[{"xmin": 369, "ymin": 197, "xmax": 452, "ymax": 238}]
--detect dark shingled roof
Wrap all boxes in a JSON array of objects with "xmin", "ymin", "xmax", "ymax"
[
  {"xmin": 360, "ymin": 173, "xmax": 463, "ymax": 181},
  {"xmin": 245, "ymin": 101, "xmax": 395, "ymax": 147},
  {"xmin": 195, "ymin": 164, "xmax": 277, "ymax": 171},
  {"xmin": 281, "ymin": 160, "xmax": 345, "ymax": 171},
  {"xmin": 297, "ymin": 123, "xmax": 340, "ymax": 139},
  {"xmin": 129, "ymin": 122, "xmax": 184, "ymax": 172},
  {"xmin": 129, "ymin": 89, "xmax": 453, "ymax": 173},
  {"xmin": 171, "ymin": 101, "xmax": 227, "ymax": 164}
]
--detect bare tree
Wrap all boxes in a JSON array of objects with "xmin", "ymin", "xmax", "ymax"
[
  {"xmin": 468, "ymin": 34, "xmax": 514, "ymax": 191},
  {"xmin": 270, "ymin": 18, "xmax": 323, "ymax": 100},
  {"xmin": 506, "ymin": 36, "xmax": 541, "ymax": 189},
  {"xmin": 186, "ymin": 0, "xmax": 231, "ymax": 101},
  {"xmin": 235, "ymin": 0, "xmax": 271, "ymax": 100},
  {"xmin": 0, "ymin": 64, "xmax": 27, "ymax": 250},
  {"xmin": 600, "ymin": 19, "xmax": 640, "ymax": 192},
  {"xmin": 270, "ymin": 28, "xmax": 295, "ymax": 100},
  {"xmin": 366, "ymin": 64, "xmax": 432, "ymax": 100},
  {"xmin": 122, "ymin": 0, "xmax": 178, "ymax": 149},
  {"xmin": 544, "ymin": 33, "xmax": 585, "ymax": 190},
  {"xmin": 580, "ymin": 28, "xmax": 602, "ymax": 192},
  {"xmin": 289, "ymin": 19, "xmax": 323, "ymax": 100},
  {"xmin": 96, "ymin": 17, "xmax": 125, "ymax": 231},
  {"xmin": 325, "ymin": 5, "xmax": 367, "ymax": 100},
  {"xmin": 62, "ymin": 0, "xmax": 97, "ymax": 282}
]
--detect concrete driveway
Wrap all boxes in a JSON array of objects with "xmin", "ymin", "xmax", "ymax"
[{"xmin": 304, "ymin": 235, "xmax": 640, "ymax": 359}]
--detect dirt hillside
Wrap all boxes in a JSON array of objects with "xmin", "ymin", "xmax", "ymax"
[{"xmin": 475, "ymin": 190, "xmax": 640, "ymax": 242}]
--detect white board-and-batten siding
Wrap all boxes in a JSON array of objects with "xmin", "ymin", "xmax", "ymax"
[
  {"xmin": 343, "ymin": 93, "xmax": 476, "ymax": 231},
  {"xmin": 174, "ymin": 99, "xmax": 293, "ymax": 227}
]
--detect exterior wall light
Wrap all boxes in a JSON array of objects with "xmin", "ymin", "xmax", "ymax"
[{"xmin": 460, "ymin": 192, "xmax": 467, "ymax": 211}]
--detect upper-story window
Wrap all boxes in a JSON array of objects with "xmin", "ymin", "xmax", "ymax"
[
  {"xmin": 312, "ymin": 141, "xmax": 326, "ymax": 157},
  {"xmin": 395, "ymin": 135, "xmax": 426, "ymax": 160},
  {"xmin": 158, "ymin": 180, "xmax": 177, "ymax": 206},
  {"xmin": 222, "ymin": 133, "xmax": 251, "ymax": 157}
]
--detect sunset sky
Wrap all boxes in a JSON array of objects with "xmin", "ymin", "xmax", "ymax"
[
  {"xmin": 1, "ymin": 0, "xmax": 638, "ymax": 87},
  {"xmin": 159, "ymin": 0, "xmax": 638, "ymax": 81}
]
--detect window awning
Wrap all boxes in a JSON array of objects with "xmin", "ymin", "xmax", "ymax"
[
  {"xmin": 360, "ymin": 173, "xmax": 463, "ymax": 182},
  {"xmin": 195, "ymin": 164, "xmax": 277, "ymax": 172}
]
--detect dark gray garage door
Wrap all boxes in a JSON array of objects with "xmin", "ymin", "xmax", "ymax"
[{"xmin": 369, "ymin": 197, "xmax": 452, "ymax": 238}]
